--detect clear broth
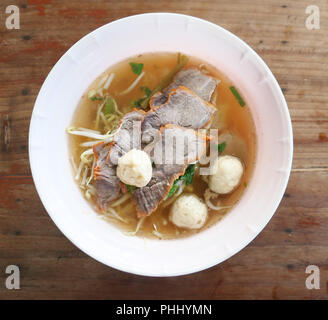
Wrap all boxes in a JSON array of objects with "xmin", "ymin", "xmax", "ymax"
[{"xmin": 69, "ymin": 52, "xmax": 257, "ymax": 239}]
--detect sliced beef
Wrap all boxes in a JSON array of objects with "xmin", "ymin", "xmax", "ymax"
[
  {"xmin": 150, "ymin": 68, "xmax": 219, "ymax": 107},
  {"xmin": 133, "ymin": 164, "xmax": 185, "ymax": 217},
  {"xmin": 107, "ymin": 110, "xmax": 145, "ymax": 165},
  {"xmin": 93, "ymin": 110, "xmax": 145, "ymax": 211},
  {"xmin": 142, "ymin": 86, "xmax": 216, "ymax": 145},
  {"xmin": 134, "ymin": 125, "xmax": 208, "ymax": 216},
  {"xmin": 93, "ymin": 142, "xmax": 120, "ymax": 211}
]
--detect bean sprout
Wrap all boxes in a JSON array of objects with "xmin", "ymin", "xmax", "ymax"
[
  {"xmin": 125, "ymin": 217, "xmax": 145, "ymax": 236},
  {"xmin": 120, "ymin": 71, "xmax": 145, "ymax": 95},
  {"xmin": 103, "ymin": 73, "xmax": 115, "ymax": 90},
  {"xmin": 104, "ymin": 207, "xmax": 128, "ymax": 223},
  {"xmin": 110, "ymin": 193, "xmax": 132, "ymax": 207}
]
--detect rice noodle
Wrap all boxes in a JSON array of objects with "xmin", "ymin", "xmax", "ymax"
[
  {"xmin": 103, "ymin": 73, "xmax": 115, "ymax": 90},
  {"xmin": 125, "ymin": 217, "xmax": 145, "ymax": 236},
  {"xmin": 120, "ymin": 71, "xmax": 145, "ymax": 95},
  {"xmin": 110, "ymin": 193, "xmax": 132, "ymax": 207}
]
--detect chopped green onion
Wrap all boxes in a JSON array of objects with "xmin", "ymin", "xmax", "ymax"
[
  {"xmin": 129, "ymin": 62, "xmax": 144, "ymax": 75},
  {"xmin": 230, "ymin": 86, "xmax": 245, "ymax": 107}
]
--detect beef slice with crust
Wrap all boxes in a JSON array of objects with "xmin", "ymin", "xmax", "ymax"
[
  {"xmin": 134, "ymin": 125, "xmax": 208, "ymax": 216},
  {"xmin": 93, "ymin": 142, "xmax": 121, "ymax": 211},
  {"xmin": 107, "ymin": 110, "xmax": 145, "ymax": 165},
  {"xmin": 93, "ymin": 110, "xmax": 145, "ymax": 211},
  {"xmin": 141, "ymin": 86, "xmax": 216, "ymax": 146},
  {"xmin": 150, "ymin": 68, "xmax": 219, "ymax": 107}
]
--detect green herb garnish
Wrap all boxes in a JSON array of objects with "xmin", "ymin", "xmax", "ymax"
[
  {"xmin": 167, "ymin": 164, "xmax": 195, "ymax": 198},
  {"xmin": 141, "ymin": 86, "xmax": 152, "ymax": 97},
  {"xmin": 103, "ymin": 98, "xmax": 115, "ymax": 115},
  {"xmin": 130, "ymin": 87, "xmax": 152, "ymax": 108},
  {"xmin": 129, "ymin": 62, "xmax": 144, "ymax": 75},
  {"xmin": 131, "ymin": 53, "xmax": 188, "ymax": 110},
  {"xmin": 217, "ymin": 141, "xmax": 226, "ymax": 153},
  {"xmin": 130, "ymin": 98, "xmax": 144, "ymax": 108},
  {"xmin": 126, "ymin": 184, "xmax": 136, "ymax": 193},
  {"xmin": 90, "ymin": 96, "xmax": 104, "ymax": 101},
  {"xmin": 230, "ymin": 86, "xmax": 245, "ymax": 107},
  {"xmin": 179, "ymin": 164, "xmax": 195, "ymax": 186},
  {"xmin": 167, "ymin": 181, "xmax": 179, "ymax": 198}
]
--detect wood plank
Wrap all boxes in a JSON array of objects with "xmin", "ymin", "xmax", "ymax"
[{"xmin": 0, "ymin": 0, "xmax": 327, "ymax": 299}]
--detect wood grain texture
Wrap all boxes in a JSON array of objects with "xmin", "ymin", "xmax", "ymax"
[{"xmin": 0, "ymin": 0, "xmax": 327, "ymax": 300}]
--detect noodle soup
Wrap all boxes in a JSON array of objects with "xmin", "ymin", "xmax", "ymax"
[{"xmin": 68, "ymin": 52, "xmax": 256, "ymax": 239}]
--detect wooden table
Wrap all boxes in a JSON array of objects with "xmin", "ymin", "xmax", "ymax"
[{"xmin": 0, "ymin": 0, "xmax": 327, "ymax": 300}]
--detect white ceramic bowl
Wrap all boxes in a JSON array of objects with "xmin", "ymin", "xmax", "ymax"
[{"xmin": 29, "ymin": 13, "xmax": 293, "ymax": 276}]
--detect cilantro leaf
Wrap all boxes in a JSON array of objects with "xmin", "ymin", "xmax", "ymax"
[
  {"xmin": 167, "ymin": 164, "xmax": 196, "ymax": 198},
  {"xmin": 179, "ymin": 164, "xmax": 195, "ymax": 185},
  {"xmin": 217, "ymin": 141, "xmax": 226, "ymax": 153},
  {"xmin": 167, "ymin": 181, "xmax": 179, "ymax": 198},
  {"xmin": 126, "ymin": 184, "xmax": 136, "ymax": 193},
  {"xmin": 130, "ymin": 98, "xmax": 144, "ymax": 108},
  {"xmin": 129, "ymin": 62, "xmax": 144, "ymax": 75},
  {"xmin": 130, "ymin": 87, "xmax": 152, "ymax": 108},
  {"xmin": 141, "ymin": 86, "xmax": 152, "ymax": 97}
]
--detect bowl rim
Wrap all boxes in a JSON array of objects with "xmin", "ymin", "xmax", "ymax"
[{"xmin": 29, "ymin": 12, "xmax": 293, "ymax": 277}]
